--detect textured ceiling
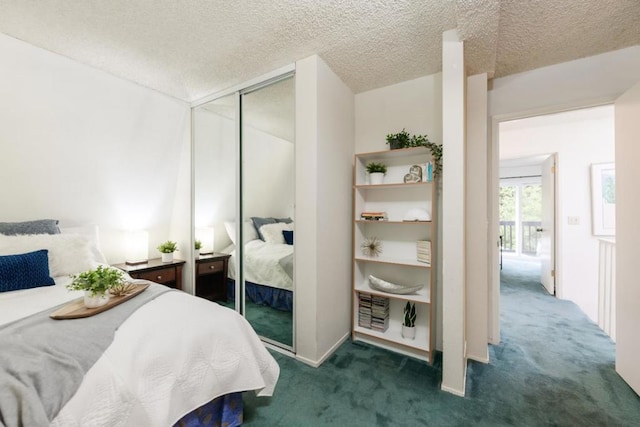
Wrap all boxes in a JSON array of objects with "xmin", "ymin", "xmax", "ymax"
[{"xmin": 1, "ymin": 0, "xmax": 639, "ymax": 101}]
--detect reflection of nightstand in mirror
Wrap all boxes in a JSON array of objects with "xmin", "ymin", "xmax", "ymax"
[
  {"xmin": 113, "ymin": 258, "xmax": 185, "ymax": 290},
  {"xmin": 195, "ymin": 253, "xmax": 231, "ymax": 302}
]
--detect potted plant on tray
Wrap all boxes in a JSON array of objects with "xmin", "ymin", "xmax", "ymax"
[
  {"xmin": 194, "ymin": 239, "xmax": 202, "ymax": 259},
  {"xmin": 402, "ymin": 301, "xmax": 417, "ymax": 339},
  {"xmin": 67, "ymin": 265, "xmax": 125, "ymax": 308},
  {"xmin": 157, "ymin": 240, "xmax": 178, "ymax": 262},
  {"xmin": 366, "ymin": 162, "xmax": 387, "ymax": 185}
]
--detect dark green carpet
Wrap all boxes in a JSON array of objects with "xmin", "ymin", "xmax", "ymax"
[
  {"xmin": 242, "ymin": 258, "xmax": 640, "ymax": 426},
  {"xmin": 218, "ymin": 298, "xmax": 293, "ymax": 346}
]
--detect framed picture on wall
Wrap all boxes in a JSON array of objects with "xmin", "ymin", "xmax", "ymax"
[{"xmin": 590, "ymin": 162, "xmax": 616, "ymax": 236}]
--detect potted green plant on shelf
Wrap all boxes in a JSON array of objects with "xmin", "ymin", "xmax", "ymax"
[
  {"xmin": 402, "ymin": 301, "xmax": 417, "ymax": 339},
  {"xmin": 157, "ymin": 240, "xmax": 178, "ymax": 262},
  {"xmin": 385, "ymin": 129, "xmax": 443, "ymax": 177},
  {"xmin": 67, "ymin": 265, "xmax": 125, "ymax": 308},
  {"xmin": 366, "ymin": 162, "xmax": 387, "ymax": 185},
  {"xmin": 194, "ymin": 239, "xmax": 202, "ymax": 259},
  {"xmin": 385, "ymin": 129, "xmax": 411, "ymax": 150}
]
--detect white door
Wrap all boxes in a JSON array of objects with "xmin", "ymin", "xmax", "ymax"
[
  {"xmin": 615, "ymin": 81, "xmax": 640, "ymax": 395},
  {"xmin": 540, "ymin": 154, "xmax": 556, "ymax": 295}
]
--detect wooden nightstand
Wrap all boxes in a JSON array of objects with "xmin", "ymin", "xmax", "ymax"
[
  {"xmin": 113, "ymin": 258, "xmax": 186, "ymax": 290},
  {"xmin": 195, "ymin": 253, "xmax": 231, "ymax": 302}
]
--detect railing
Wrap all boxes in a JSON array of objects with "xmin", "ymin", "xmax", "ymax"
[
  {"xmin": 598, "ymin": 239, "xmax": 616, "ymax": 341},
  {"xmin": 499, "ymin": 220, "xmax": 542, "ymax": 255}
]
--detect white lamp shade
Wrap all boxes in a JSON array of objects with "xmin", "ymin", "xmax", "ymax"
[
  {"xmin": 125, "ymin": 230, "xmax": 149, "ymax": 265},
  {"xmin": 196, "ymin": 227, "xmax": 215, "ymax": 254}
]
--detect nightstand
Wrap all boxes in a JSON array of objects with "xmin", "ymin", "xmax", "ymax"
[
  {"xmin": 113, "ymin": 258, "xmax": 186, "ymax": 290},
  {"xmin": 195, "ymin": 253, "xmax": 231, "ymax": 302}
]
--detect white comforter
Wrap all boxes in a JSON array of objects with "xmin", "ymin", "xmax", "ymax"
[
  {"xmin": 0, "ymin": 277, "xmax": 279, "ymax": 426},
  {"xmin": 226, "ymin": 239, "xmax": 293, "ymax": 291}
]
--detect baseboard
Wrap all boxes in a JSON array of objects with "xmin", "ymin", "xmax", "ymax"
[
  {"xmin": 441, "ymin": 383, "xmax": 466, "ymax": 397},
  {"xmin": 295, "ymin": 332, "xmax": 350, "ymax": 368},
  {"xmin": 467, "ymin": 350, "xmax": 490, "ymax": 364}
]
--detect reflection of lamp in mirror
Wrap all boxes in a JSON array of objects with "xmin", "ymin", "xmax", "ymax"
[
  {"xmin": 196, "ymin": 227, "xmax": 215, "ymax": 255},
  {"xmin": 125, "ymin": 230, "xmax": 149, "ymax": 265}
]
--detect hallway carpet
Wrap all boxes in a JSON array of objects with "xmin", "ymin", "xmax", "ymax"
[{"xmin": 243, "ymin": 259, "xmax": 640, "ymax": 426}]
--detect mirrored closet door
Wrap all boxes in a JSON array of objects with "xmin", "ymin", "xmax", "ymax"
[
  {"xmin": 240, "ymin": 76, "xmax": 295, "ymax": 349},
  {"xmin": 192, "ymin": 72, "xmax": 295, "ymax": 351}
]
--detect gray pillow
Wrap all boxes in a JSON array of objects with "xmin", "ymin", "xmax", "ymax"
[
  {"xmin": 251, "ymin": 217, "xmax": 277, "ymax": 240},
  {"xmin": 0, "ymin": 219, "xmax": 60, "ymax": 236}
]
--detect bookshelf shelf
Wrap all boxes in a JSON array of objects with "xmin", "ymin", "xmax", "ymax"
[{"xmin": 352, "ymin": 147, "xmax": 437, "ymax": 364}]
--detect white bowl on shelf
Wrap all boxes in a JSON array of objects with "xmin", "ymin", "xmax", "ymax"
[{"xmin": 368, "ymin": 275, "xmax": 423, "ymax": 294}]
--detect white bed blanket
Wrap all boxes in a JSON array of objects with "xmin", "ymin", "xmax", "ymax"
[
  {"xmin": 226, "ymin": 239, "xmax": 293, "ymax": 291},
  {"xmin": 0, "ymin": 278, "xmax": 279, "ymax": 426}
]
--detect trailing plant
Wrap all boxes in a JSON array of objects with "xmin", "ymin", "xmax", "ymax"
[
  {"xmin": 403, "ymin": 301, "xmax": 416, "ymax": 327},
  {"xmin": 366, "ymin": 162, "xmax": 387, "ymax": 174},
  {"xmin": 157, "ymin": 240, "xmax": 178, "ymax": 253},
  {"xmin": 194, "ymin": 239, "xmax": 202, "ymax": 250},
  {"xmin": 385, "ymin": 129, "xmax": 443, "ymax": 177},
  {"xmin": 67, "ymin": 265, "xmax": 125, "ymax": 297}
]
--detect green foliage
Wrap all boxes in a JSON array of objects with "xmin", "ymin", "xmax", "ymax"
[
  {"xmin": 194, "ymin": 239, "xmax": 202, "ymax": 250},
  {"xmin": 403, "ymin": 301, "xmax": 416, "ymax": 327},
  {"xmin": 157, "ymin": 240, "xmax": 178, "ymax": 253},
  {"xmin": 385, "ymin": 129, "xmax": 411, "ymax": 149},
  {"xmin": 67, "ymin": 265, "xmax": 125, "ymax": 297},
  {"xmin": 366, "ymin": 162, "xmax": 387, "ymax": 174},
  {"xmin": 499, "ymin": 184, "xmax": 542, "ymax": 222},
  {"xmin": 385, "ymin": 129, "xmax": 443, "ymax": 177}
]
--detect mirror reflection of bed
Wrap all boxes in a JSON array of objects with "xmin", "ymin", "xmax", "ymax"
[{"xmin": 193, "ymin": 75, "xmax": 295, "ymax": 350}]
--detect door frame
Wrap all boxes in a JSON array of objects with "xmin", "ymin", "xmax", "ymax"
[{"xmin": 488, "ymin": 101, "xmax": 609, "ymax": 344}]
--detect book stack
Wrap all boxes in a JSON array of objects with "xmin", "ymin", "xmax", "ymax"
[
  {"xmin": 358, "ymin": 293, "xmax": 372, "ymax": 328},
  {"xmin": 370, "ymin": 295, "xmax": 390, "ymax": 332},
  {"xmin": 416, "ymin": 240, "xmax": 431, "ymax": 265},
  {"xmin": 360, "ymin": 211, "xmax": 388, "ymax": 221}
]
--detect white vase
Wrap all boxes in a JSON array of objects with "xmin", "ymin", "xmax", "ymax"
[
  {"xmin": 402, "ymin": 325, "xmax": 416, "ymax": 340},
  {"xmin": 161, "ymin": 252, "xmax": 173, "ymax": 262},
  {"xmin": 194, "ymin": 249, "xmax": 200, "ymax": 259},
  {"xmin": 84, "ymin": 291, "xmax": 109, "ymax": 308},
  {"xmin": 369, "ymin": 172, "xmax": 385, "ymax": 185}
]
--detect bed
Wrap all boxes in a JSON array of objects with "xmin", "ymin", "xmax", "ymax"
[
  {"xmin": 0, "ymin": 220, "xmax": 279, "ymax": 427},
  {"xmin": 223, "ymin": 218, "xmax": 294, "ymax": 311}
]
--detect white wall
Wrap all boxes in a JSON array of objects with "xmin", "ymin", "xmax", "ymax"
[
  {"xmin": 440, "ymin": 28, "xmax": 466, "ymax": 397},
  {"xmin": 614, "ymin": 80, "xmax": 640, "ymax": 396},
  {"xmin": 0, "ymin": 33, "xmax": 190, "ymax": 266},
  {"xmin": 295, "ymin": 55, "xmax": 354, "ymax": 365},
  {"xmin": 355, "ymin": 74, "xmax": 443, "ymax": 153},
  {"xmin": 500, "ymin": 106, "xmax": 614, "ymax": 321},
  {"xmin": 465, "ymin": 73, "xmax": 489, "ymax": 363}
]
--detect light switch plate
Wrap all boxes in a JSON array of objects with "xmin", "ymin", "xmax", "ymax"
[{"xmin": 567, "ymin": 216, "xmax": 580, "ymax": 225}]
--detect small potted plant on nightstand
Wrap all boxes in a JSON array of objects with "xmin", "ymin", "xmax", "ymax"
[
  {"xmin": 194, "ymin": 239, "xmax": 202, "ymax": 259},
  {"xmin": 402, "ymin": 301, "xmax": 417, "ymax": 339},
  {"xmin": 366, "ymin": 162, "xmax": 387, "ymax": 185},
  {"xmin": 157, "ymin": 240, "xmax": 178, "ymax": 262},
  {"xmin": 67, "ymin": 265, "xmax": 125, "ymax": 308}
]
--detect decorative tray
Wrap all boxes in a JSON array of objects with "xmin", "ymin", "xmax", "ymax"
[
  {"xmin": 50, "ymin": 283, "xmax": 150, "ymax": 320},
  {"xmin": 368, "ymin": 275, "xmax": 423, "ymax": 294}
]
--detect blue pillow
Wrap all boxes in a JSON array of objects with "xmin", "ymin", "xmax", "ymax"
[
  {"xmin": 0, "ymin": 250, "xmax": 55, "ymax": 293},
  {"xmin": 282, "ymin": 230, "xmax": 294, "ymax": 245},
  {"xmin": 0, "ymin": 219, "xmax": 60, "ymax": 236}
]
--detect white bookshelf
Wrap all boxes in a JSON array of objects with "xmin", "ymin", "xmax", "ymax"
[{"xmin": 352, "ymin": 147, "xmax": 437, "ymax": 364}]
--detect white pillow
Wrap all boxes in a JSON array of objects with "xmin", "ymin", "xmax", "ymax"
[
  {"xmin": 224, "ymin": 220, "xmax": 259, "ymax": 245},
  {"xmin": 0, "ymin": 234, "xmax": 95, "ymax": 277},
  {"xmin": 58, "ymin": 223, "xmax": 107, "ymax": 263},
  {"xmin": 259, "ymin": 222, "xmax": 293, "ymax": 244}
]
